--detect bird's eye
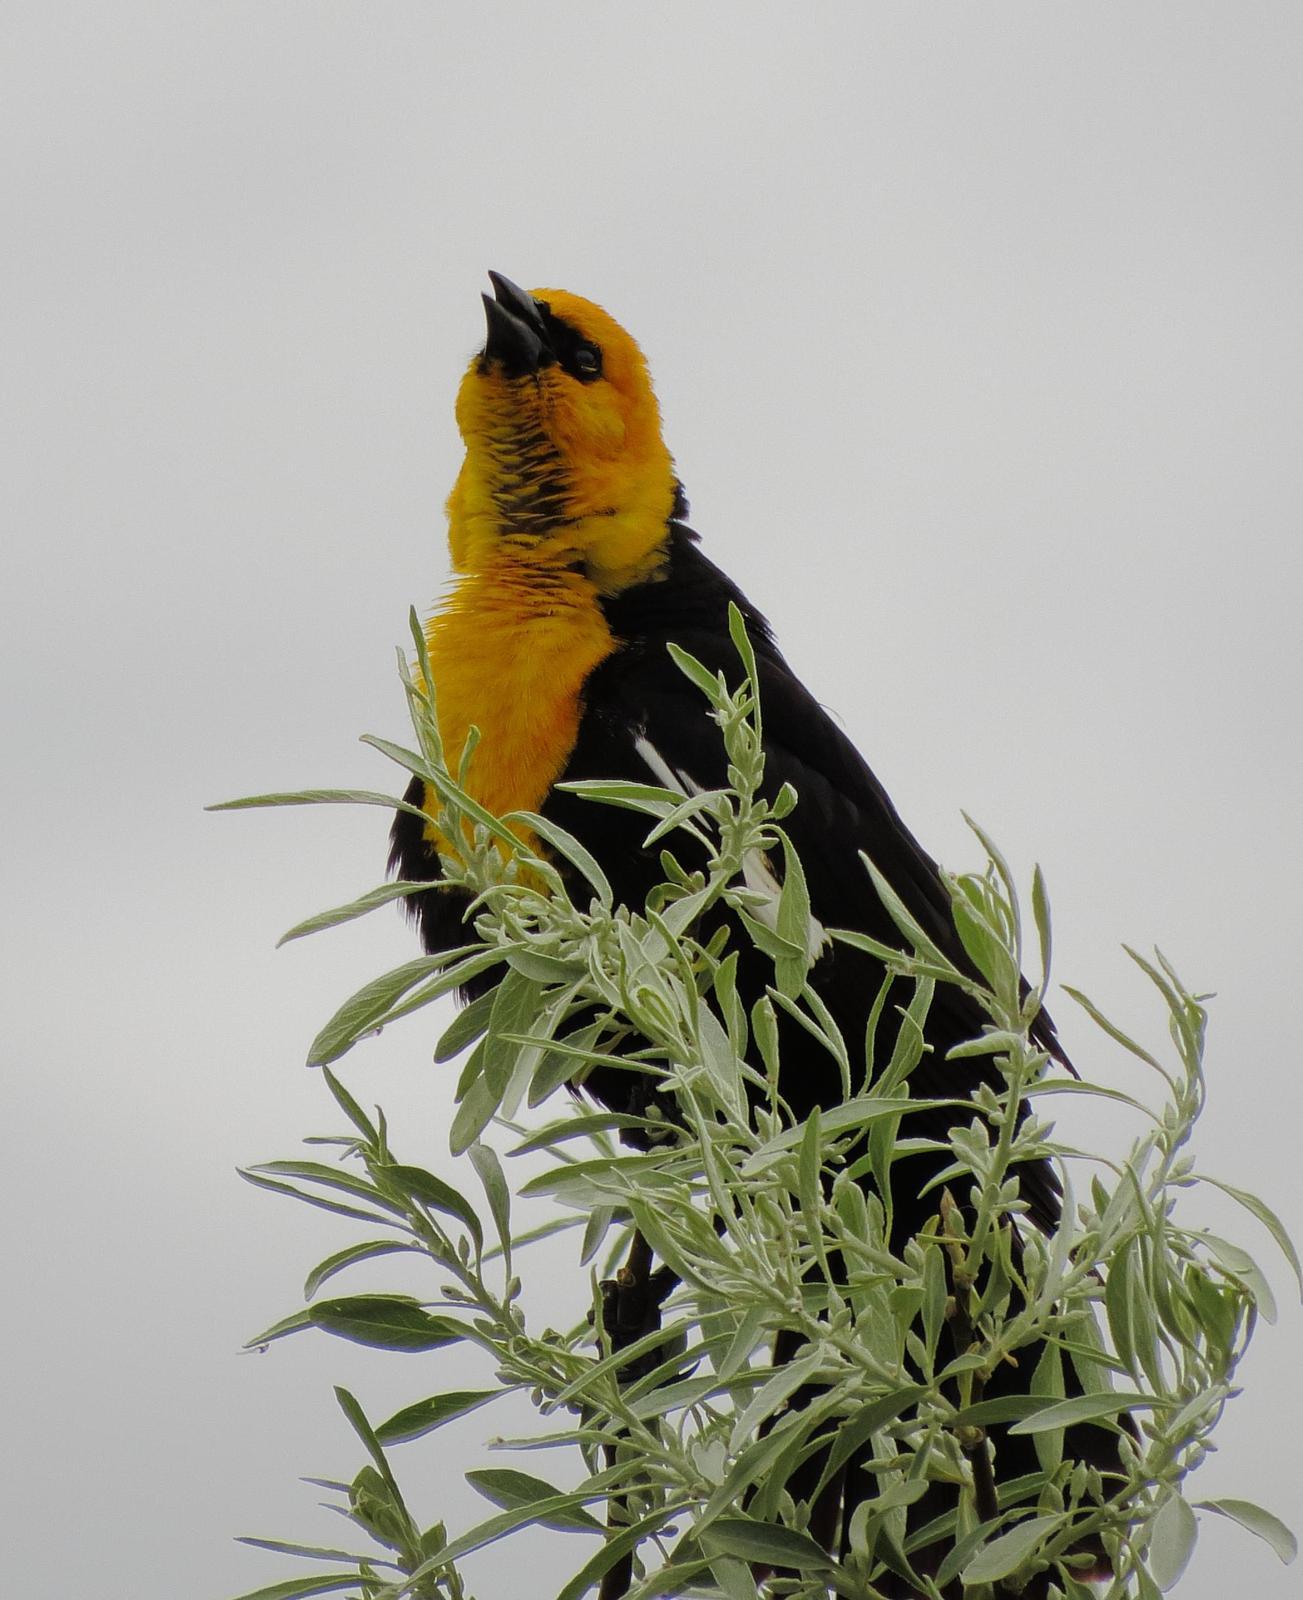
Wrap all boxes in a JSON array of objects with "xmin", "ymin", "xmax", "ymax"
[{"xmin": 572, "ymin": 344, "xmax": 602, "ymax": 380}]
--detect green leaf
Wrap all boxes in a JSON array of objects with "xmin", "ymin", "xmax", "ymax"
[
  {"xmin": 1024, "ymin": 1078, "xmax": 1156, "ymax": 1117},
  {"xmin": 1009, "ymin": 1390, "xmax": 1151, "ymax": 1434},
  {"xmin": 1200, "ymin": 1232, "xmax": 1278, "ymax": 1323},
  {"xmin": 580, "ymin": 1204, "xmax": 621, "ymax": 1267},
  {"xmin": 449, "ymin": 1071, "xmax": 502, "ymax": 1157},
  {"xmin": 1061, "ymin": 985, "xmax": 1168, "ymax": 1075},
  {"xmin": 752, "ymin": 994, "xmax": 781, "ymax": 1084},
  {"xmin": 726, "ymin": 602, "xmax": 760, "ymax": 703},
  {"xmin": 504, "ymin": 809, "xmax": 612, "ymax": 907},
  {"xmin": 1106, "ymin": 1239, "xmax": 1161, "ymax": 1387},
  {"xmin": 708, "ymin": 1555, "xmax": 762, "ymax": 1600},
  {"xmin": 376, "ymin": 1388, "xmax": 502, "ymax": 1445},
  {"xmin": 308, "ymin": 1295, "xmax": 465, "ymax": 1352},
  {"xmin": 382, "ymin": 1163, "xmax": 483, "ymax": 1254},
  {"xmin": 961, "ymin": 1514, "xmax": 1064, "ymax": 1584},
  {"xmin": 553, "ymin": 1506, "xmax": 687, "ymax": 1600},
  {"xmin": 249, "ymin": 1161, "xmax": 404, "ymax": 1216},
  {"xmin": 304, "ymin": 1239, "xmax": 413, "ymax": 1300},
  {"xmin": 773, "ymin": 829, "xmax": 815, "ymax": 997},
  {"xmin": 1030, "ymin": 862, "xmax": 1052, "ymax": 998},
  {"xmin": 235, "ymin": 1536, "xmax": 400, "ymax": 1568},
  {"xmin": 743, "ymin": 1097, "xmax": 950, "ymax": 1167},
  {"xmin": 704, "ymin": 1405, "xmax": 839, "ymax": 1533},
  {"xmin": 519, "ymin": 1152, "xmax": 680, "ymax": 1202},
  {"xmin": 666, "ymin": 640, "xmax": 727, "ymax": 706},
  {"xmin": 1030, "ymin": 1337, "xmax": 1066, "ymax": 1475},
  {"xmin": 357, "ymin": 732, "xmax": 435, "ymax": 780},
  {"xmin": 224, "ymin": 1579, "xmax": 366, "ymax": 1600},
  {"xmin": 466, "ymin": 1468, "xmax": 603, "ymax": 1531},
  {"xmin": 696, "ymin": 1001, "xmax": 744, "ymax": 1116},
  {"xmin": 305, "ymin": 947, "xmax": 490, "ymax": 1067},
  {"xmin": 713, "ymin": 950, "xmax": 747, "ymax": 1055},
  {"xmin": 557, "ymin": 776, "xmax": 682, "ymax": 810},
  {"xmin": 236, "ymin": 1166, "xmax": 395, "ymax": 1228},
  {"xmin": 434, "ymin": 986, "xmax": 497, "ymax": 1062},
  {"xmin": 819, "ymin": 1385, "xmax": 930, "ymax": 1484},
  {"xmin": 319, "ymin": 1067, "xmax": 379, "ymax": 1144},
  {"xmin": 701, "ymin": 1517, "xmax": 835, "ymax": 1571},
  {"xmin": 277, "ymin": 880, "xmax": 435, "ymax": 946},
  {"xmin": 715, "ymin": 1303, "xmax": 769, "ymax": 1381},
  {"xmin": 641, "ymin": 788, "xmax": 721, "ymax": 846},
  {"xmin": 482, "ymin": 968, "xmax": 547, "ymax": 1096},
  {"xmin": 919, "ymin": 1238, "xmax": 947, "ymax": 1368},
  {"xmin": 375, "ymin": 953, "xmax": 510, "ymax": 1037},
  {"xmin": 407, "ymin": 1492, "xmax": 610, "ymax": 1574},
  {"xmin": 858, "ymin": 855, "xmax": 953, "ymax": 970},
  {"xmin": 1149, "ymin": 1492, "xmax": 1198, "ymax": 1591},
  {"xmin": 934, "ymin": 1520, "xmax": 1000, "ymax": 1588},
  {"xmin": 469, "ymin": 1142, "xmax": 511, "ymax": 1265},
  {"xmin": 333, "ymin": 1386, "xmax": 404, "ymax": 1500},
  {"xmin": 243, "ymin": 1307, "xmax": 314, "ymax": 1349},
  {"xmin": 797, "ymin": 1108, "xmax": 829, "ymax": 1281},
  {"xmin": 411, "ymin": 755, "xmax": 537, "ymax": 859},
  {"xmin": 628, "ymin": 1371, "xmax": 727, "ymax": 1420},
  {"xmin": 209, "ymin": 787, "xmax": 425, "ymax": 818},
  {"xmin": 727, "ymin": 1350, "xmax": 823, "ymax": 1453},
  {"xmin": 503, "ymin": 947, "xmax": 586, "ymax": 982},
  {"xmin": 951, "ymin": 893, "xmax": 1015, "ymax": 998},
  {"xmin": 1197, "ymin": 1177, "xmax": 1303, "ymax": 1302},
  {"xmin": 508, "ymin": 1111, "xmax": 648, "ymax": 1156},
  {"xmin": 1195, "ymin": 1498, "xmax": 1297, "ymax": 1564}
]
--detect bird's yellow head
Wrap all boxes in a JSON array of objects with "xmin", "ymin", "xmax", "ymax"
[{"xmin": 447, "ymin": 274, "xmax": 677, "ymax": 592}]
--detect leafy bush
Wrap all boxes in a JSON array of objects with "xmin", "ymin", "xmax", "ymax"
[{"xmin": 216, "ymin": 610, "xmax": 1298, "ymax": 1599}]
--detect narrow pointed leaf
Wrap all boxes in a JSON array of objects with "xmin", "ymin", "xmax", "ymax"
[
  {"xmin": 305, "ymin": 949, "xmax": 485, "ymax": 1067},
  {"xmin": 469, "ymin": 1142, "xmax": 511, "ymax": 1264},
  {"xmin": 304, "ymin": 1240, "xmax": 413, "ymax": 1300},
  {"xmin": 1009, "ymin": 1391, "xmax": 1151, "ymax": 1434},
  {"xmin": 504, "ymin": 810, "xmax": 612, "ymax": 907},
  {"xmin": 1196, "ymin": 1178, "xmax": 1303, "ymax": 1301},
  {"xmin": 382, "ymin": 1163, "xmax": 483, "ymax": 1253},
  {"xmin": 277, "ymin": 881, "xmax": 436, "ymax": 946},
  {"xmin": 554, "ymin": 1506, "xmax": 688, "ymax": 1600},
  {"xmin": 235, "ymin": 1536, "xmax": 400, "ymax": 1568},
  {"xmin": 308, "ymin": 1295, "xmax": 465, "ymax": 1352},
  {"xmin": 407, "ymin": 1492, "xmax": 609, "ymax": 1573},
  {"xmin": 1195, "ymin": 1499, "xmax": 1297, "ymax": 1564},
  {"xmin": 1149, "ymin": 1492, "xmax": 1198, "ymax": 1590},
  {"xmin": 466, "ymin": 1468, "xmax": 603, "ymax": 1531},
  {"xmin": 700, "ymin": 1517, "xmax": 835, "ymax": 1570},
  {"xmin": 376, "ymin": 1389, "xmax": 502, "ymax": 1445},
  {"xmin": 224, "ymin": 1579, "xmax": 366, "ymax": 1600},
  {"xmin": 962, "ymin": 1514, "xmax": 1064, "ymax": 1584}
]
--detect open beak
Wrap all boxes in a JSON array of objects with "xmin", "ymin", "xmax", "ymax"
[{"xmin": 481, "ymin": 271, "xmax": 548, "ymax": 375}]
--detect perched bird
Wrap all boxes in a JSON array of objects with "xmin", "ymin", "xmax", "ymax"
[{"xmin": 390, "ymin": 274, "xmax": 1123, "ymax": 1597}]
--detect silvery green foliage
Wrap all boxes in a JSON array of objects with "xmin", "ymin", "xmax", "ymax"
[{"xmin": 218, "ymin": 608, "xmax": 1298, "ymax": 1600}]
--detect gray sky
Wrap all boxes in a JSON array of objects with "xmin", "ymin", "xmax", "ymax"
[{"xmin": 3, "ymin": 4, "xmax": 1301, "ymax": 1596}]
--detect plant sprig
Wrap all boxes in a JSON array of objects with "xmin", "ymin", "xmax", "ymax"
[{"xmin": 217, "ymin": 607, "xmax": 1298, "ymax": 1600}]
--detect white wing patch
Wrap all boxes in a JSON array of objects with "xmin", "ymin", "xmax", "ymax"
[
  {"xmin": 743, "ymin": 849, "xmax": 828, "ymax": 963},
  {"xmin": 634, "ymin": 734, "xmax": 700, "ymax": 797}
]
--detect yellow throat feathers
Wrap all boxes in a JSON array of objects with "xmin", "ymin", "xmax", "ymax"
[
  {"xmin": 421, "ymin": 287, "xmax": 676, "ymax": 852},
  {"xmin": 422, "ymin": 564, "xmax": 616, "ymax": 839}
]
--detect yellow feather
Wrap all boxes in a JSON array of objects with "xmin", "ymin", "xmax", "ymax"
[{"xmin": 420, "ymin": 288, "xmax": 677, "ymax": 856}]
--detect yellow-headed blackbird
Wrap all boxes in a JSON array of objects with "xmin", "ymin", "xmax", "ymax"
[{"xmin": 390, "ymin": 274, "xmax": 1122, "ymax": 1598}]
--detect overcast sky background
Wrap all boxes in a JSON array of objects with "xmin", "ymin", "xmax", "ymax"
[{"xmin": 3, "ymin": 5, "xmax": 1301, "ymax": 1597}]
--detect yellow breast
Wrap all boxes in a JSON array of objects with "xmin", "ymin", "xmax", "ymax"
[{"xmin": 421, "ymin": 564, "xmax": 615, "ymax": 854}]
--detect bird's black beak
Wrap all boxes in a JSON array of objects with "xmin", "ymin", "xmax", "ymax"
[{"xmin": 481, "ymin": 271, "xmax": 549, "ymax": 375}]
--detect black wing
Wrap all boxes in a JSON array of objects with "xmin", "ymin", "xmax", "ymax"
[
  {"xmin": 390, "ymin": 522, "xmax": 1063, "ymax": 1233},
  {"xmin": 544, "ymin": 524, "xmax": 1063, "ymax": 1233}
]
